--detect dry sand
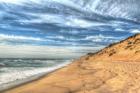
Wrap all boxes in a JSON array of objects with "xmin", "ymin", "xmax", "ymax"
[{"xmin": 2, "ymin": 34, "xmax": 140, "ymax": 93}]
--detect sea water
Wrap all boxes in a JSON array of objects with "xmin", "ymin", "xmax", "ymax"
[{"xmin": 0, "ymin": 58, "xmax": 71, "ymax": 90}]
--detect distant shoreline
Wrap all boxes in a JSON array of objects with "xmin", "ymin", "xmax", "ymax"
[{"xmin": 0, "ymin": 58, "xmax": 73, "ymax": 60}]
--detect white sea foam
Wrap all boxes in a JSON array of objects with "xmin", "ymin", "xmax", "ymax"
[{"xmin": 0, "ymin": 60, "xmax": 71, "ymax": 91}]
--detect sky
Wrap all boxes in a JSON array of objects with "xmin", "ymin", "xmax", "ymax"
[{"xmin": 0, "ymin": 0, "xmax": 140, "ymax": 58}]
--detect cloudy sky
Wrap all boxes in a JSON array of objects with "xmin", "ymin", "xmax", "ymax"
[{"xmin": 0, "ymin": 0, "xmax": 140, "ymax": 58}]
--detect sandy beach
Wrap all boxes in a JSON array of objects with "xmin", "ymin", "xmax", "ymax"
[
  {"xmin": 2, "ymin": 34, "xmax": 140, "ymax": 93},
  {"xmin": 3, "ymin": 60, "xmax": 140, "ymax": 93}
]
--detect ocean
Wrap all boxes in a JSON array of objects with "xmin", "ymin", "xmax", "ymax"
[{"xmin": 0, "ymin": 58, "xmax": 71, "ymax": 90}]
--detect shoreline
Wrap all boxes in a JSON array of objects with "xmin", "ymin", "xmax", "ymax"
[
  {"xmin": 0, "ymin": 62, "xmax": 71, "ymax": 93},
  {"xmin": 0, "ymin": 72, "xmax": 48, "ymax": 92}
]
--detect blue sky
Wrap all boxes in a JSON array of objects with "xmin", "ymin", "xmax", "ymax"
[{"xmin": 0, "ymin": 0, "xmax": 140, "ymax": 58}]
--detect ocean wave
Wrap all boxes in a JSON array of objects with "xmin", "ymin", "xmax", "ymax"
[
  {"xmin": 0, "ymin": 59, "xmax": 71, "ymax": 87},
  {"xmin": 0, "ymin": 63, "xmax": 5, "ymax": 67}
]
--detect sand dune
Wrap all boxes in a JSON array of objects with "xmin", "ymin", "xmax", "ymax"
[{"xmin": 3, "ymin": 34, "xmax": 140, "ymax": 93}]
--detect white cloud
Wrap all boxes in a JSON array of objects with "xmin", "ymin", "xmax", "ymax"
[
  {"xmin": 0, "ymin": 34, "xmax": 45, "ymax": 42},
  {"xmin": 85, "ymin": 34, "xmax": 115, "ymax": 40},
  {"xmin": 46, "ymin": 35, "xmax": 65, "ymax": 40},
  {"xmin": 0, "ymin": 44, "xmax": 103, "ymax": 58},
  {"xmin": 115, "ymin": 28, "xmax": 125, "ymax": 32},
  {"xmin": 0, "ymin": 0, "xmax": 45, "ymax": 5},
  {"xmin": 0, "ymin": 0, "xmax": 26, "ymax": 5},
  {"xmin": 66, "ymin": 17, "xmax": 107, "ymax": 28},
  {"xmin": 66, "ymin": 18, "xmax": 94, "ymax": 28},
  {"xmin": 19, "ymin": 12, "xmax": 108, "ymax": 28},
  {"xmin": 85, "ymin": 34, "xmax": 120, "ymax": 42},
  {"xmin": 19, "ymin": 13, "xmax": 65, "ymax": 24},
  {"xmin": 60, "ymin": 30, "xmax": 80, "ymax": 35},
  {"xmin": 130, "ymin": 29, "xmax": 140, "ymax": 34}
]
